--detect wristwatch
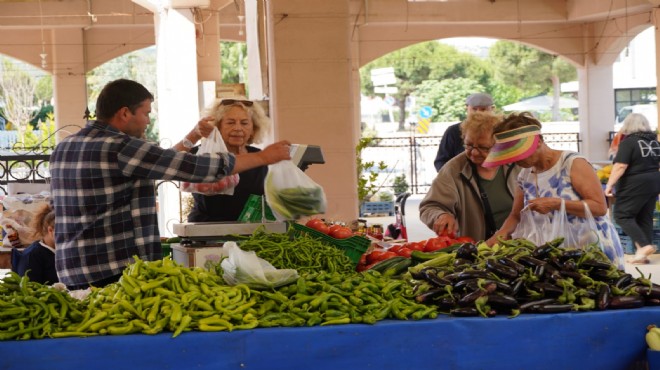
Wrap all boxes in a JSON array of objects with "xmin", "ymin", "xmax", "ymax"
[{"xmin": 182, "ymin": 138, "xmax": 194, "ymax": 149}]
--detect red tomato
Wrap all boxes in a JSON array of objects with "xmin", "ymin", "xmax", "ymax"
[
  {"xmin": 455, "ymin": 236, "xmax": 475, "ymax": 243},
  {"xmin": 397, "ymin": 247, "xmax": 413, "ymax": 258},
  {"xmin": 359, "ymin": 252, "xmax": 368, "ymax": 266},
  {"xmin": 306, "ymin": 219, "xmax": 325, "ymax": 229},
  {"xmin": 330, "ymin": 226, "xmax": 353, "ymax": 239},
  {"xmin": 424, "ymin": 238, "xmax": 448, "ymax": 252},
  {"xmin": 314, "ymin": 223, "xmax": 330, "ymax": 234},
  {"xmin": 439, "ymin": 228, "xmax": 456, "ymax": 239},
  {"xmin": 407, "ymin": 242, "xmax": 425, "ymax": 252},
  {"xmin": 196, "ymin": 183, "xmax": 212, "ymax": 193},
  {"xmin": 388, "ymin": 245, "xmax": 403, "ymax": 254},
  {"xmin": 366, "ymin": 250, "xmax": 387, "ymax": 265},
  {"xmin": 372, "ymin": 251, "xmax": 398, "ymax": 262},
  {"xmin": 328, "ymin": 224, "xmax": 342, "ymax": 235}
]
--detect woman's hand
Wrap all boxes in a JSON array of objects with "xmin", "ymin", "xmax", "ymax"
[
  {"xmin": 432, "ymin": 213, "xmax": 458, "ymax": 236},
  {"xmin": 604, "ymin": 183, "xmax": 614, "ymax": 197},
  {"xmin": 527, "ymin": 197, "xmax": 559, "ymax": 214},
  {"xmin": 196, "ymin": 116, "xmax": 216, "ymax": 138}
]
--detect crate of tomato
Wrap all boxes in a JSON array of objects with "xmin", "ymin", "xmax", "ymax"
[
  {"xmin": 357, "ymin": 231, "xmax": 474, "ymax": 272},
  {"xmin": 292, "ymin": 220, "xmax": 370, "ymax": 266}
]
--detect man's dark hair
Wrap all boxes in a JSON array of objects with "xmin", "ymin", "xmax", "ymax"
[{"xmin": 95, "ymin": 79, "xmax": 154, "ymax": 121}]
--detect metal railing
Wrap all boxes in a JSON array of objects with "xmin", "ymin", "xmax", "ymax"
[{"xmin": 361, "ymin": 132, "xmax": 582, "ymax": 195}]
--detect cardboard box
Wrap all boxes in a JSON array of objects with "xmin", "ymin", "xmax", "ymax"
[{"xmin": 171, "ymin": 244, "xmax": 225, "ymax": 269}]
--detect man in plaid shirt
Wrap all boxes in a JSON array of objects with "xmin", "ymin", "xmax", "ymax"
[{"xmin": 50, "ymin": 79, "xmax": 291, "ymax": 290}]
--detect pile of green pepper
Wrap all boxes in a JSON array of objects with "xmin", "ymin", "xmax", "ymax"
[
  {"xmin": 0, "ymin": 273, "xmax": 85, "ymax": 340},
  {"xmin": 253, "ymin": 270, "xmax": 437, "ymax": 327},
  {"xmin": 411, "ymin": 238, "xmax": 660, "ymax": 317},
  {"xmin": 0, "ymin": 254, "xmax": 438, "ymax": 340},
  {"xmin": 231, "ymin": 227, "xmax": 355, "ymax": 274}
]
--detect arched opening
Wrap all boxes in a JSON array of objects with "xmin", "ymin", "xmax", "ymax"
[
  {"xmin": 0, "ymin": 54, "xmax": 54, "ymax": 149},
  {"xmin": 358, "ymin": 37, "xmax": 579, "ymax": 197}
]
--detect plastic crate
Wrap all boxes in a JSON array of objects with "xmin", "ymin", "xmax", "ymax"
[
  {"xmin": 618, "ymin": 235, "xmax": 635, "ymax": 254},
  {"xmin": 291, "ymin": 223, "xmax": 370, "ymax": 265},
  {"xmin": 360, "ymin": 201, "xmax": 394, "ymax": 216},
  {"xmin": 161, "ymin": 243, "xmax": 171, "ymax": 258},
  {"xmin": 238, "ymin": 195, "xmax": 276, "ymax": 222}
]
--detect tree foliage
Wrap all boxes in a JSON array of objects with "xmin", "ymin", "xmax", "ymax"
[
  {"xmin": 0, "ymin": 57, "xmax": 37, "ymax": 142},
  {"xmin": 87, "ymin": 47, "xmax": 159, "ymax": 142},
  {"xmin": 416, "ymin": 78, "xmax": 485, "ymax": 122},
  {"xmin": 360, "ymin": 41, "xmax": 491, "ymax": 130},
  {"xmin": 488, "ymin": 41, "xmax": 577, "ymax": 119},
  {"xmin": 221, "ymin": 41, "xmax": 248, "ymax": 84}
]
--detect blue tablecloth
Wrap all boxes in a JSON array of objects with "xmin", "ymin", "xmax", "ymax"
[{"xmin": 1, "ymin": 307, "xmax": 658, "ymax": 370}]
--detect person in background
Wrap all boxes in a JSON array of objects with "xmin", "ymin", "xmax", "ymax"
[
  {"xmin": 420, "ymin": 111, "xmax": 519, "ymax": 241},
  {"xmin": 433, "ymin": 93, "xmax": 495, "ymax": 171},
  {"xmin": 50, "ymin": 79, "xmax": 291, "ymax": 290},
  {"xmin": 484, "ymin": 112, "xmax": 624, "ymax": 268},
  {"xmin": 16, "ymin": 204, "xmax": 57, "ymax": 285},
  {"xmin": 604, "ymin": 113, "xmax": 660, "ymax": 264},
  {"xmin": 175, "ymin": 97, "xmax": 270, "ymax": 222}
]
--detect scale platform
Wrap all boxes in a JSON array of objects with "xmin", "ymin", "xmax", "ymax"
[{"xmin": 172, "ymin": 221, "xmax": 288, "ymax": 242}]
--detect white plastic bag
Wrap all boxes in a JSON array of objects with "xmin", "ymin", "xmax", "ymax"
[
  {"xmin": 511, "ymin": 205, "xmax": 552, "ymax": 246},
  {"xmin": 220, "ymin": 242, "xmax": 299, "ymax": 289},
  {"xmin": 551, "ymin": 200, "xmax": 601, "ymax": 250},
  {"xmin": 512, "ymin": 199, "xmax": 602, "ymax": 250},
  {"xmin": 0, "ymin": 209, "xmax": 37, "ymax": 248},
  {"xmin": 181, "ymin": 127, "xmax": 240, "ymax": 196},
  {"xmin": 264, "ymin": 160, "xmax": 327, "ymax": 220}
]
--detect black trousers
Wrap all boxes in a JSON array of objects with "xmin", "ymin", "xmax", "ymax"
[{"xmin": 613, "ymin": 192, "xmax": 657, "ymax": 248}]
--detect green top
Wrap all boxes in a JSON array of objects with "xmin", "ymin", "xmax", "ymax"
[{"xmin": 478, "ymin": 168, "xmax": 513, "ymax": 229}]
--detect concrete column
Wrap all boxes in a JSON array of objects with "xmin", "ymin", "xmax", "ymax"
[
  {"xmin": 577, "ymin": 63, "xmax": 614, "ymax": 161},
  {"xmin": 151, "ymin": 7, "xmax": 201, "ymax": 235},
  {"xmin": 267, "ymin": 0, "xmax": 359, "ymax": 221},
  {"xmin": 196, "ymin": 9, "xmax": 221, "ymax": 111},
  {"xmin": 245, "ymin": 0, "xmax": 264, "ymax": 100},
  {"xmin": 51, "ymin": 28, "xmax": 87, "ymax": 140},
  {"xmin": 654, "ymin": 9, "xmax": 660, "ymax": 125}
]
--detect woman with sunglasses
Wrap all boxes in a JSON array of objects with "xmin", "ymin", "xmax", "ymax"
[
  {"xmin": 176, "ymin": 97, "xmax": 272, "ymax": 222},
  {"xmin": 419, "ymin": 111, "xmax": 520, "ymax": 241}
]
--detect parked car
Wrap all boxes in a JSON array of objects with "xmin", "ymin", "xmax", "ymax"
[{"xmin": 614, "ymin": 103, "xmax": 658, "ymax": 131}]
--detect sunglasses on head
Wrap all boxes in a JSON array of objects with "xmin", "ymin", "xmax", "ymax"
[{"xmin": 220, "ymin": 99, "xmax": 254, "ymax": 107}]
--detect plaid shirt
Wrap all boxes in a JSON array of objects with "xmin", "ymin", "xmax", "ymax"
[{"xmin": 50, "ymin": 121, "xmax": 235, "ymax": 287}]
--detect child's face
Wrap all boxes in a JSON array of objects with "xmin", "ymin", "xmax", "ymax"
[{"xmin": 44, "ymin": 225, "xmax": 55, "ymax": 248}]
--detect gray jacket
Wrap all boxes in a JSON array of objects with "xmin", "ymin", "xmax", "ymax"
[{"xmin": 419, "ymin": 152, "xmax": 520, "ymax": 241}]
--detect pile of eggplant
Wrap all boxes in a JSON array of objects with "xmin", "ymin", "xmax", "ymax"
[{"xmin": 410, "ymin": 237, "xmax": 660, "ymax": 317}]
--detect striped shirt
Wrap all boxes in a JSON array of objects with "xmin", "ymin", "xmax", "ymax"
[{"xmin": 50, "ymin": 121, "xmax": 235, "ymax": 287}]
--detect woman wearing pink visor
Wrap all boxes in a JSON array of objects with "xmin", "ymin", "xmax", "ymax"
[{"xmin": 484, "ymin": 112, "xmax": 624, "ymax": 268}]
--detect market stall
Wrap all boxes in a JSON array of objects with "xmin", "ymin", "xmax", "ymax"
[{"xmin": 0, "ymin": 307, "xmax": 655, "ymax": 370}]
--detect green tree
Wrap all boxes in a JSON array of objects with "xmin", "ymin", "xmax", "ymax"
[
  {"xmin": 35, "ymin": 74, "xmax": 52, "ymax": 104},
  {"xmin": 416, "ymin": 78, "xmax": 485, "ymax": 122},
  {"xmin": 361, "ymin": 41, "xmax": 490, "ymax": 131},
  {"xmin": 391, "ymin": 174, "xmax": 409, "ymax": 195},
  {"xmin": 0, "ymin": 57, "xmax": 37, "ymax": 142},
  {"xmin": 488, "ymin": 41, "xmax": 577, "ymax": 120},
  {"xmin": 221, "ymin": 41, "xmax": 248, "ymax": 84},
  {"xmin": 356, "ymin": 137, "xmax": 387, "ymax": 205},
  {"xmin": 86, "ymin": 47, "xmax": 159, "ymax": 142}
]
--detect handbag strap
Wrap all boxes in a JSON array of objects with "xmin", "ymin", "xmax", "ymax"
[{"xmin": 471, "ymin": 163, "xmax": 497, "ymax": 239}]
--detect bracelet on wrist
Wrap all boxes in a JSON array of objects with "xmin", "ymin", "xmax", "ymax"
[{"xmin": 182, "ymin": 138, "xmax": 194, "ymax": 149}]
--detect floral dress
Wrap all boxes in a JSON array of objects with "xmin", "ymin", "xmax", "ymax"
[{"xmin": 517, "ymin": 151, "xmax": 624, "ymax": 269}]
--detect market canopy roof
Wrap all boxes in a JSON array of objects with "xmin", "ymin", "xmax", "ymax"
[{"xmin": 503, "ymin": 95, "xmax": 579, "ymax": 112}]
